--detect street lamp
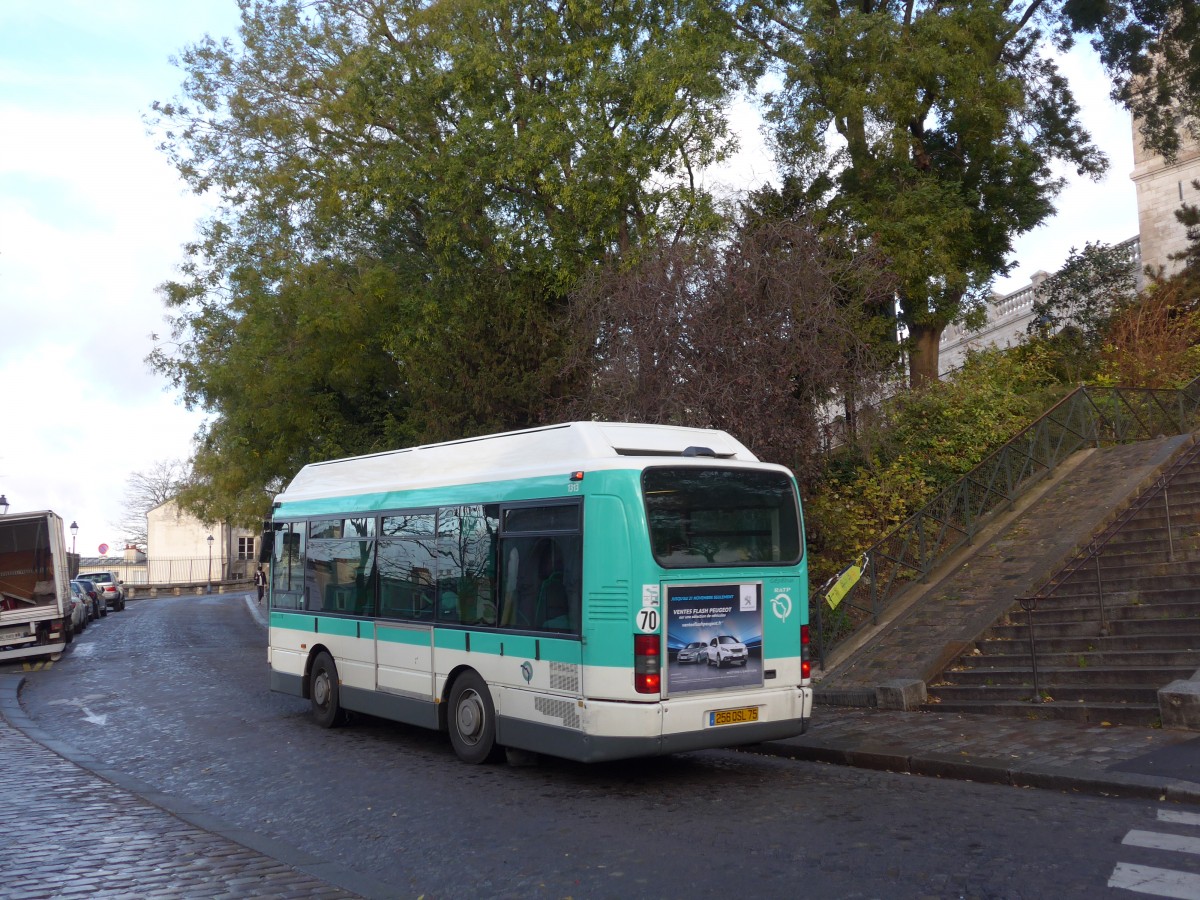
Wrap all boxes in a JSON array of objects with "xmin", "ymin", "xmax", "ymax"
[
  {"xmin": 70, "ymin": 521, "xmax": 79, "ymax": 555},
  {"xmin": 206, "ymin": 534, "xmax": 214, "ymax": 595},
  {"xmin": 0, "ymin": 495, "xmax": 8, "ymax": 515}
]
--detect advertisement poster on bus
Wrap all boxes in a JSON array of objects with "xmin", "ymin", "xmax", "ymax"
[{"xmin": 665, "ymin": 582, "xmax": 763, "ymax": 693}]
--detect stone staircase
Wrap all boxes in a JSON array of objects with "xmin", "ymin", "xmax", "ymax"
[{"xmin": 926, "ymin": 441, "xmax": 1200, "ymax": 724}]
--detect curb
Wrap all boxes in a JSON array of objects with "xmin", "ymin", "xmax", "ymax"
[{"xmin": 754, "ymin": 737, "xmax": 1200, "ymax": 805}]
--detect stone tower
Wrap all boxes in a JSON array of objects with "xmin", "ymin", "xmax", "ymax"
[{"xmin": 1131, "ymin": 120, "xmax": 1200, "ymax": 277}]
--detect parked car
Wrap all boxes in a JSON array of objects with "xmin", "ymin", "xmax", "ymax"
[
  {"xmin": 72, "ymin": 579, "xmax": 105, "ymax": 620},
  {"xmin": 677, "ymin": 640, "xmax": 708, "ymax": 664},
  {"xmin": 77, "ymin": 571, "xmax": 125, "ymax": 611},
  {"xmin": 706, "ymin": 634, "xmax": 748, "ymax": 668},
  {"xmin": 65, "ymin": 587, "xmax": 88, "ymax": 638}
]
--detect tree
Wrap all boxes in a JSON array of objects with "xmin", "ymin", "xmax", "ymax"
[
  {"xmin": 1024, "ymin": 240, "xmax": 1140, "ymax": 381},
  {"xmin": 557, "ymin": 216, "xmax": 897, "ymax": 484},
  {"xmin": 1094, "ymin": 193, "xmax": 1200, "ymax": 388},
  {"xmin": 737, "ymin": 0, "xmax": 1108, "ymax": 386},
  {"xmin": 1097, "ymin": 278, "xmax": 1200, "ymax": 388},
  {"xmin": 1029, "ymin": 240, "xmax": 1141, "ymax": 339},
  {"xmin": 149, "ymin": 0, "xmax": 754, "ymax": 516},
  {"xmin": 114, "ymin": 459, "xmax": 191, "ymax": 551},
  {"xmin": 1077, "ymin": 1, "xmax": 1200, "ymax": 160},
  {"xmin": 1171, "ymin": 181, "xmax": 1200, "ymax": 276}
]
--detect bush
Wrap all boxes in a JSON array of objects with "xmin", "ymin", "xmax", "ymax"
[{"xmin": 807, "ymin": 344, "xmax": 1064, "ymax": 581}]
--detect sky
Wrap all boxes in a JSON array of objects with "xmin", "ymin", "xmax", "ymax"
[{"xmin": 0, "ymin": 2, "xmax": 1140, "ymax": 559}]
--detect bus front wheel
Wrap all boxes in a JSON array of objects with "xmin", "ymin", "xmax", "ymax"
[
  {"xmin": 310, "ymin": 651, "xmax": 346, "ymax": 728},
  {"xmin": 448, "ymin": 671, "xmax": 501, "ymax": 764}
]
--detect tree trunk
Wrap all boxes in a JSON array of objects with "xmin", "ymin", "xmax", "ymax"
[{"xmin": 907, "ymin": 322, "xmax": 943, "ymax": 388}]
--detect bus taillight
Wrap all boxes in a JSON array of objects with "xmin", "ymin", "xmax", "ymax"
[
  {"xmin": 634, "ymin": 634, "xmax": 661, "ymax": 694},
  {"xmin": 801, "ymin": 624, "xmax": 811, "ymax": 681}
]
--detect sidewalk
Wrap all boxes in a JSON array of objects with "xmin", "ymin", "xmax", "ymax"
[{"xmin": 759, "ymin": 702, "xmax": 1200, "ymax": 805}]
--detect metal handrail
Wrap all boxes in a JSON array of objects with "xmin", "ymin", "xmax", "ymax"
[
  {"xmin": 1033, "ymin": 436, "xmax": 1200, "ymax": 603},
  {"xmin": 1004, "ymin": 437, "xmax": 1200, "ymax": 700},
  {"xmin": 812, "ymin": 375, "xmax": 1200, "ymax": 669}
]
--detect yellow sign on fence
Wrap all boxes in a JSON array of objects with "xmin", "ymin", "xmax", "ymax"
[{"xmin": 825, "ymin": 558, "xmax": 866, "ymax": 610}]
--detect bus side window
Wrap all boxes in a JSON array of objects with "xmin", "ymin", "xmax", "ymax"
[
  {"xmin": 436, "ymin": 505, "xmax": 498, "ymax": 625},
  {"xmin": 537, "ymin": 569, "xmax": 569, "ymax": 631},
  {"xmin": 378, "ymin": 538, "xmax": 436, "ymax": 621},
  {"xmin": 270, "ymin": 523, "xmax": 306, "ymax": 610},
  {"xmin": 500, "ymin": 534, "xmax": 579, "ymax": 633}
]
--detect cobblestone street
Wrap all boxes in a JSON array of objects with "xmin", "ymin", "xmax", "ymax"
[{"xmin": 1, "ymin": 690, "xmax": 357, "ymax": 900}]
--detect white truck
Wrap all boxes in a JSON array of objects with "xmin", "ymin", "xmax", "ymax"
[{"xmin": 0, "ymin": 510, "xmax": 72, "ymax": 662}]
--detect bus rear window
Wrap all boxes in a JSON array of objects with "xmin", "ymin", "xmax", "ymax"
[{"xmin": 643, "ymin": 467, "xmax": 802, "ymax": 568}]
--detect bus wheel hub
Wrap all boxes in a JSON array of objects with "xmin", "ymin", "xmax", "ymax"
[{"xmin": 456, "ymin": 691, "xmax": 484, "ymax": 743}]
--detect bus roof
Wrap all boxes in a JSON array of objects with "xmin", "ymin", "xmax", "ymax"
[{"xmin": 275, "ymin": 422, "xmax": 764, "ymax": 507}]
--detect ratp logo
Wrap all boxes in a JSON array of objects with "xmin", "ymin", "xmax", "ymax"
[
  {"xmin": 520, "ymin": 661, "xmax": 533, "ymax": 683},
  {"xmin": 770, "ymin": 592, "xmax": 793, "ymax": 623}
]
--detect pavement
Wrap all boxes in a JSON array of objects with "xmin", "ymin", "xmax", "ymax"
[
  {"xmin": 3, "ymin": 652, "xmax": 1200, "ymax": 897},
  {"xmin": 757, "ymin": 701, "xmax": 1200, "ymax": 805}
]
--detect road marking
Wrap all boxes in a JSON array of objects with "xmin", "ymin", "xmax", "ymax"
[
  {"xmin": 244, "ymin": 593, "xmax": 267, "ymax": 628},
  {"xmin": 1124, "ymin": 831, "xmax": 1200, "ymax": 857},
  {"xmin": 1108, "ymin": 863, "xmax": 1200, "ymax": 898},
  {"xmin": 22, "ymin": 661, "xmax": 52, "ymax": 671},
  {"xmin": 1161, "ymin": 812, "xmax": 1200, "ymax": 828},
  {"xmin": 48, "ymin": 694, "xmax": 106, "ymax": 707},
  {"xmin": 46, "ymin": 695, "xmax": 109, "ymax": 725}
]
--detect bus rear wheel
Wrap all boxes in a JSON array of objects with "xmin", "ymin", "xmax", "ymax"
[
  {"xmin": 448, "ymin": 671, "xmax": 501, "ymax": 764},
  {"xmin": 309, "ymin": 651, "xmax": 346, "ymax": 728}
]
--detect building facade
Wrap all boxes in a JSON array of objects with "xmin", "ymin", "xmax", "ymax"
[
  {"xmin": 1131, "ymin": 120, "xmax": 1200, "ymax": 278},
  {"xmin": 144, "ymin": 499, "xmax": 258, "ymax": 584}
]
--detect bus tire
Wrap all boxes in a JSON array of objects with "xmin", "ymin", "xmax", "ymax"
[
  {"xmin": 448, "ymin": 671, "xmax": 501, "ymax": 764},
  {"xmin": 309, "ymin": 651, "xmax": 346, "ymax": 728}
]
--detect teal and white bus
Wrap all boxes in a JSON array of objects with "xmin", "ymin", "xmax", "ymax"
[{"xmin": 265, "ymin": 422, "xmax": 811, "ymax": 764}]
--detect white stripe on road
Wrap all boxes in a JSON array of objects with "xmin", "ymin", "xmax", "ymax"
[
  {"xmin": 1124, "ymin": 831, "xmax": 1200, "ymax": 857},
  {"xmin": 1161, "ymin": 811, "xmax": 1200, "ymax": 828},
  {"xmin": 1108, "ymin": 863, "xmax": 1200, "ymax": 898},
  {"xmin": 244, "ymin": 593, "xmax": 267, "ymax": 628}
]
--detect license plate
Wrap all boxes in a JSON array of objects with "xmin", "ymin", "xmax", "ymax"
[{"xmin": 709, "ymin": 706, "xmax": 759, "ymax": 727}]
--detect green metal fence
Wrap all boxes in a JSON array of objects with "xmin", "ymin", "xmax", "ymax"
[{"xmin": 812, "ymin": 376, "xmax": 1200, "ymax": 668}]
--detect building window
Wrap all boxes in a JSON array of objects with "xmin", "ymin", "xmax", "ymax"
[{"xmin": 237, "ymin": 537, "xmax": 255, "ymax": 560}]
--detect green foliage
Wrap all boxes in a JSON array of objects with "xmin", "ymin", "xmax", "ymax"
[
  {"xmin": 149, "ymin": 0, "xmax": 754, "ymax": 518},
  {"xmin": 1028, "ymin": 240, "xmax": 1140, "ymax": 351},
  {"xmin": 806, "ymin": 457, "xmax": 932, "ymax": 582},
  {"xmin": 740, "ymin": 0, "xmax": 1107, "ymax": 383},
  {"xmin": 875, "ymin": 345, "xmax": 1064, "ymax": 485},
  {"xmin": 1073, "ymin": 0, "xmax": 1200, "ymax": 160},
  {"xmin": 807, "ymin": 345, "xmax": 1064, "ymax": 579}
]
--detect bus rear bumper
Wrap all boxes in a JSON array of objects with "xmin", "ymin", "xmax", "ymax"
[{"xmin": 499, "ymin": 685, "xmax": 813, "ymax": 764}]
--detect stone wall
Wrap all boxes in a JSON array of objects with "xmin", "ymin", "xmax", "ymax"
[{"xmin": 1132, "ymin": 119, "xmax": 1200, "ymax": 278}]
